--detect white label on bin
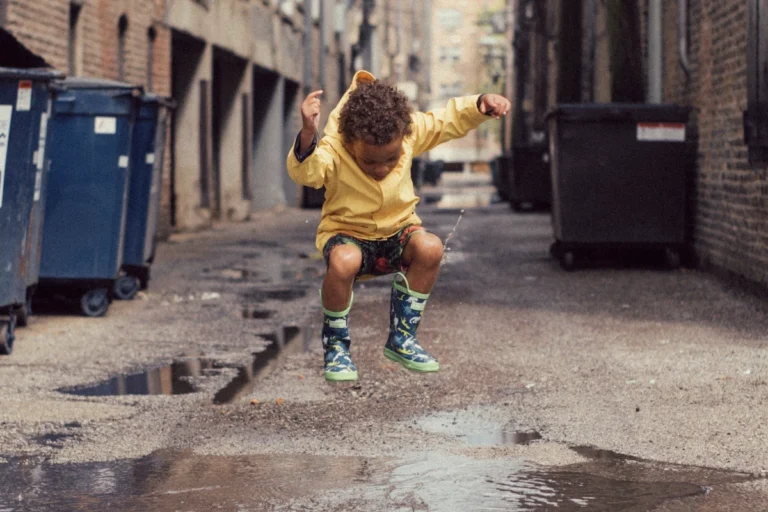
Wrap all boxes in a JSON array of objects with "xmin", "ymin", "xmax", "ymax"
[
  {"xmin": 16, "ymin": 81, "xmax": 32, "ymax": 112},
  {"xmin": 637, "ymin": 122, "xmax": 686, "ymax": 142},
  {"xmin": 118, "ymin": 155, "xmax": 129, "ymax": 168},
  {"xmin": 145, "ymin": 152, "xmax": 155, "ymax": 165},
  {"xmin": 34, "ymin": 112, "xmax": 48, "ymax": 201},
  {"xmin": 95, "ymin": 116, "xmax": 117, "ymax": 134},
  {"xmin": 0, "ymin": 105, "xmax": 12, "ymax": 209}
]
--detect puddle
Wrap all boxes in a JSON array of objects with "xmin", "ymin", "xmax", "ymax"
[
  {"xmin": 1, "ymin": 445, "xmax": 759, "ymax": 511},
  {"xmin": 417, "ymin": 411, "xmax": 542, "ymax": 447},
  {"xmin": 0, "ymin": 450, "xmax": 388, "ymax": 512},
  {"xmin": 59, "ymin": 326, "xmax": 307, "ymax": 404},
  {"xmin": 243, "ymin": 287, "xmax": 308, "ymax": 302},
  {"xmin": 241, "ymin": 307, "xmax": 274, "ymax": 319},
  {"xmin": 58, "ymin": 359, "xmax": 214, "ymax": 397}
]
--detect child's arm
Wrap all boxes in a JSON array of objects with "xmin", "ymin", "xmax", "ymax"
[
  {"xmin": 410, "ymin": 93, "xmax": 511, "ymax": 156},
  {"xmin": 286, "ymin": 90, "xmax": 336, "ymax": 189}
]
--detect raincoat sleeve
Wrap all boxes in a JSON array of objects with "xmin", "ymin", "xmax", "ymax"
[
  {"xmin": 409, "ymin": 95, "xmax": 491, "ymax": 157},
  {"xmin": 286, "ymin": 131, "xmax": 337, "ymax": 189}
]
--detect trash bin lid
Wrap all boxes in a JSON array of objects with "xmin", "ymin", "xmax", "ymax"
[
  {"xmin": 141, "ymin": 92, "xmax": 176, "ymax": 108},
  {"xmin": 57, "ymin": 76, "xmax": 141, "ymax": 93},
  {"xmin": 547, "ymin": 103, "xmax": 691, "ymax": 123},
  {"xmin": 0, "ymin": 67, "xmax": 63, "ymax": 81}
]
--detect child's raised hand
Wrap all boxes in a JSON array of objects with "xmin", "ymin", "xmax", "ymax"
[
  {"xmin": 301, "ymin": 90, "xmax": 324, "ymax": 133},
  {"xmin": 479, "ymin": 94, "xmax": 511, "ymax": 120}
]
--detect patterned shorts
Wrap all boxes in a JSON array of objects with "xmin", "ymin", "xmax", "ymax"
[{"xmin": 322, "ymin": 225, "xmax": 427, "ymax": 279}]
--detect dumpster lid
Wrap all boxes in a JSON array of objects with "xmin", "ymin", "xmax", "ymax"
[
  {"xmin": 547, "ymin": 103, "xmax": 691, "ymax": 122},
  {"xmin": 0, "ymin": 66, "xmax": 63, "ymax": 81},
  {"xmin": 57, "ymin": 77, "xmax": 143, "ymax": 93},
  {"xmin": 142, "ymin": 93, "xmax": 177, "ymax": 109}
]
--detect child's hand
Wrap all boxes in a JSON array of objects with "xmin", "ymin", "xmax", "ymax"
[
  {"xmin": 479, "ymin": 94, "xmax": 511, "ymax": 120},
  {"xmin": 301, "ymin": 90, "xmax": 323, "ymax": 133}
]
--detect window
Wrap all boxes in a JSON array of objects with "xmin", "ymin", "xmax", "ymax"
[
  {"xmin": 147, "ymin": 26, "xmax": 157, "ymax": 91},
  {"xmin": 117, "ymin": 14, "xmax": 128, "ymax": 81},
  {"xmin": 439, "ymin": 46, "xmax": 461, "ymax": 63},
  {"xmin": 745, "ymin": 0, "xmax": 768, "ymax": 165},
  {"xmin": 437, "ymin": 9, "xmax": 462, "ymax": 29},
  {"xmin": 68, "ymin": 1, "xmax": 84, "ymax": 75}
]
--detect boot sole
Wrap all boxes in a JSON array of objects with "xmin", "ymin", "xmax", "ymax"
[
  {"xmin": 325, "ymin": 370, "xmax": 358, "ymax": 382},
  {"xmin": 384, "ymin": 348, "xmax": 440, "ymax": 372}
]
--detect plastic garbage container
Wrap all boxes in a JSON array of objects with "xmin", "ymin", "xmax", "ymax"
[
  {"xmin": 38, "ymin": 78, "xmax": 141, "ymax": 316},
  {"xmin": 509, "ymin": 143, "xmax": 551, "ymax": 212},
  {"xmin": 0, "ymin": 67, "xmax": 60, "ymax": 354},
  {"xmin": 115, "ymin": 94, "xmax": 173, "ymax": 300},
  {"xmin": 547, "ymin": 104, "xmax": 695, "ymax": 270}
]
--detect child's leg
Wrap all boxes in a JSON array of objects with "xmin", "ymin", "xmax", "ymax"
[
  {"xmin": 320, "ymin": 239, "xmax": 364, "ymax": 382},
  {"xmin": 322, "ymin": 243, "xmax": 363, "ymax": 311},
  {"xmin": 400, "ymin": 231, "xmax": 444, "ymax": 294},
  {"xmin": 383, "ymin": 227, "xmax": 442, "ymax": 373}
]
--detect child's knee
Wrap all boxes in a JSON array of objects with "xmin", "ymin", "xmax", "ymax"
[
  {"xmin": 410, "ymin": 233, "xmax": 444, "ymax": 266},
  {"xmin": 328, "ymin": 244, "xmax": 363, "ymax": 279}
]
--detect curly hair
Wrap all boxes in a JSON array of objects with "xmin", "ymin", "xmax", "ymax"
[{"xmin": 338, "ymin": 81, "xmax": 413, "ymax": 145}]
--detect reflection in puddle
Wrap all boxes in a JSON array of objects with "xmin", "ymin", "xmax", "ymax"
[
  {"xmin": 0, "ymin": 451, "xmax": 387, "ymax": 512},
  {"xmin": 59, "ymin": 326, "xmax": 306, "ymax": 404},
  {"xmin": 244, "ymin": 288, "xmax": 308, "ymax": 302},
  {"xmin": 0, "ymin": 448, "xmax": 755, "ymax": 511},
  {"xmin": 58, "ymin": 359, "xmax": 213, "ymax": 397},
  {"xmin": 417, "ymin": 412, "xmax": 541, "ymax": 447}
]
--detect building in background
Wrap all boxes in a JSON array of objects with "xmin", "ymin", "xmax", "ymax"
[
  {"xmin": 427, "ymin": 0, "xmax": 506, "ymax": 169},
  {"xmin": 0, "ymin": 0, "xmax": 432, "ymax": 234}
]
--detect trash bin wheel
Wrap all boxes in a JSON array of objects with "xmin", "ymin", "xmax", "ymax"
[
  {"xmin": 114, "ymin": 275, "xmax": 140, "ymax": 301},
  {"xmin": 0, "ymin": 314, "xmax": 17, "ymax": 355},
  {"xmin": 560, "ymin": 251, "xmax": 576, "ymax": 271},
  {"xmin": 664, "ymin": 247, "xmax": 681, "ymax": 270},
  {"xmin": 16, "ymin": 292, "xmax": 33, "ymax": 328},
  {"xmin": 81, "ymin": 289, "xmax": 109, "ymax": 317}
]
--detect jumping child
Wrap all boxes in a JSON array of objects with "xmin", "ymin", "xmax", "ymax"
[{"xmin": 287, "ymin": 70, "xmax": 510, "ymax": 382}]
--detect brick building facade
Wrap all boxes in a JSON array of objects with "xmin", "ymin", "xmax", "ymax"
[{"xmin": 651, "ymin": 0, "xmax": 768, "ymax": 288}]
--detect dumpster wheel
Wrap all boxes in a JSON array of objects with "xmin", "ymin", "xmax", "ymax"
[
  {"xmin": 0, "ymin": 313, "xmax": 17, "ymax": 355},
  {"xmin": 560, "ymin": 251, "xmax": 576, "ymax": 271},
  {"xmin": 114, "ymin": 275, "xmax": 141, "ymax": 301},
  {"xmin": 81, "ymin": 289, "xmax": 109, "ymax": 317}
]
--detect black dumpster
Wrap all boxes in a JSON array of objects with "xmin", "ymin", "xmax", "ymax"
[
  {"xmin": 509, "ymin": 143, "xmax": 551, "ymax": 211},
  {"xmin": 547, "ymin": 104, "xmax": 694, "ymax": 270}
]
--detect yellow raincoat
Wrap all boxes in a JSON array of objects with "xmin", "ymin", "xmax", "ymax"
[{"xmin": 286, "ymin": 70, "xmax": 491, "ymax": 254}]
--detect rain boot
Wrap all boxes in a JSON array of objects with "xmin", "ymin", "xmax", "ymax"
[
  {"xmin": 321, "ymin": 291, "xmax": 358, "ymax": 381},
  {"xmin": 383, "ymin": 273, "xmax": 439, "ymax": 372}
]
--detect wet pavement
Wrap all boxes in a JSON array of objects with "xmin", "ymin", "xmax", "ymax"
[{"xmin": 1, "ymin": 170, "xmax": 768, "ymax": 510}]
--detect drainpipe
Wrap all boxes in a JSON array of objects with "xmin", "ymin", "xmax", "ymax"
[
  {"xmin": 303, "ymin": 0, "xmax": 313, "ymax": 96},
  {"xmin": 678, "ymin": 0, "xmax": 692, "ymax": 79},
  {"xmin": 584, "ymin": 0, "xmax": 597, "ymax": 102},
  {"xmin": 319, "ymin": 0, "xmax": 326, "ymax": 92},
  {"xmin": 647, "ymin": 0, "xmax": 662, "ymax": 103}
]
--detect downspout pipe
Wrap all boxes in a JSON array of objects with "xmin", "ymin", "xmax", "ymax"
[
  {"xmin": 678, "ymin": 0, "xmax": 692, "ymax": 79},
  {"xmin": 647, "ymin": 0, "xmax": 662, "ymax": 103}
]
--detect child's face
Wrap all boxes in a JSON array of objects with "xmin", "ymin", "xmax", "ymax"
[{"xmin": 346, "ymin": 136, "xmax": 403, "ymax": 181}]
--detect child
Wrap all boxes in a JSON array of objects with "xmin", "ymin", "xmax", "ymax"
[{"xmin": 286, "ymin": 70, "xmax": 510, "ymax": 382}]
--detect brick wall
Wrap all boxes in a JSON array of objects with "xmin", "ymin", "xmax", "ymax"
[{"xmin": 644, "ymin": 0, "xmax": 768, "ymax": 287}]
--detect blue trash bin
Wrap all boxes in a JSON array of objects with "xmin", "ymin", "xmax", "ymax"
[
  {"xmin": 38, "ymin": 78, "xmax": 141, "ymax": 317},
  {"xmin": 115, "ymin": 94, "xmax": 173, "ymax": 300},
  {"xmin": 0, "ymin": 67, "xmax": 60, "ymax": 354}
]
